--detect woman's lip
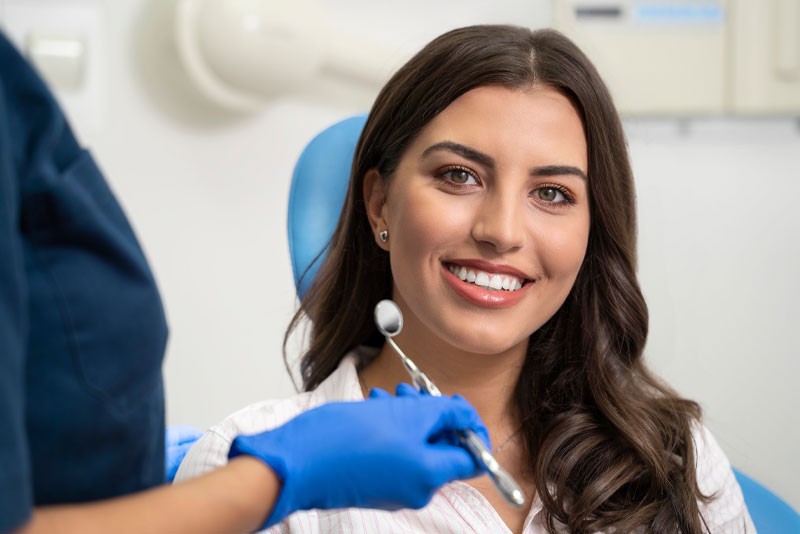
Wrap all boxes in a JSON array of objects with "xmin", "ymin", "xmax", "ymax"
[
  {"xmin": 441, "ymin": 264, "xmax": 531, "ymax": 308},
  {"xmin": 443, "ymin": 259, "xmax": 532, "ymax": 281}
]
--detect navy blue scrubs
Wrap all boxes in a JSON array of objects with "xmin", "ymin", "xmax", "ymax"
[{"xmin": 0, "ymin": 32, "xmax": 168, "ymax": 530}]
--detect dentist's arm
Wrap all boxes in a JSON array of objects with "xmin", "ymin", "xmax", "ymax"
[
  {"xmin": 21, "ymin": 455, "xmax": 280, "ymax": 534},
  {"xmin": 15, "ymin": 387, "xmax": 488, "ymax": 534}
]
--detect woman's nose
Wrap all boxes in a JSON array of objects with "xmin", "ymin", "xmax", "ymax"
[{"xmin": 470, "ymin": 189, "xmax": 526, "ymax": 253}]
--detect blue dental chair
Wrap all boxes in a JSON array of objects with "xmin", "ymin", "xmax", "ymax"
[
  {"xmin": 287, "ymin": 114, "xmax": 368, "ymax": 300},
  {"xmin": 287, "ymin": 115, "xmax": 800, "ymax": 533},
  {"xmin": 733, "ymin": 470, "xmax": 800, "ymax": 533}
]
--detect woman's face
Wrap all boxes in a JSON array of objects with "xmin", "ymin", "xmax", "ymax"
[{"xmin": 366, "ymin": 85, "xmax": 590, "ymax": 356}]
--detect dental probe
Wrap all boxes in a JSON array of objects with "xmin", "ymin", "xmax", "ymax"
[{"xmin": 373, "ymin": 299, "xmax": 526, "ymax": 509}]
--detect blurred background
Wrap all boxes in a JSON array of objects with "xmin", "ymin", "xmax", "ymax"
[{"xmin": 1, "ymin": 0, "xmax": 798, "ymax": 509}]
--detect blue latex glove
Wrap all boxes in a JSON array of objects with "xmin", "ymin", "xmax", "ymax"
[
  {"xmin": 229, "ymin": 383, "xmax": 490, "ymax": 528},
  {"xmin": 165, "ymin": 424, "xmax": 204, "ymax": 482}
]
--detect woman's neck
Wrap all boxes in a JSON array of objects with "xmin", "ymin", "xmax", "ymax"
[
  {"xmin": 358, "ymin": 326, "xmax": 527, "ymax": 443},
  {"xmin": 358, "ymin": 317, "xmax": 535, "ymax": 532}
]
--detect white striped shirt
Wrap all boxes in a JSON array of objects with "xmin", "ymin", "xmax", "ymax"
[{"xmin": 175, "ymin": 350, "xmax": 755, "ymax": 533}]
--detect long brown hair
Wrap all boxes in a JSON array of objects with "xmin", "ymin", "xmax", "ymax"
[{"xmin": 286, "ymin": 25, "xmax": 710, "ymax": 533}]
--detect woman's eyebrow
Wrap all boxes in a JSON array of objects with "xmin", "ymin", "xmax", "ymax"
[
  {"xmin": 531, "ymin": 165, "xmax": 587, "ymax": 181},
  {"xmin": 422, "ymin": 141, "xmax": 587, "ymax": 181},
  {"xmin": 421, "ymin": 141, "xmax": 495, "ymax": 168}
]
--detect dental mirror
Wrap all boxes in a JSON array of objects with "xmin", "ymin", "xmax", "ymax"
[{"xmin": 374, "ymin": 299, "xmax": 403, "ymax": 337}]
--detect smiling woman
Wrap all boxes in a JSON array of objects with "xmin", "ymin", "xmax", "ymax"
[
  {"xmin": 176, "ymin": 25, "xmax": 755, "ymax": 533},
  {"xmin": 362, "ymin": 85, "xmax": 590, "ymax": 356}
]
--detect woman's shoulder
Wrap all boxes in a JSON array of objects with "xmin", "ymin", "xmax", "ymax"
[
  {"xmin": 174, "ymin": 351, "xmax": 363, "ymax": 482},
  {"xmin": 689, "ymin": 420, "xmax": 756, "ymax": 532},
  {"xmin": 689, "ymin": 419, "xmax": 739, "ymax": 495},
  {"xmin": 689, "ymin": 421, "xmax": 724, "ymax": 477},
  {"xmin": 173, "ymin": 393, "xmax": 318, "ymax": 482},
  {"xmin": 210, "ymin": 391, "xmax": 319, "ymax": 443}
]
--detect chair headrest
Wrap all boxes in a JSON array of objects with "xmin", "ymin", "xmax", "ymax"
[{"xmin": 288, "ymin": 115, "xmax": 368, "ymax": 300}]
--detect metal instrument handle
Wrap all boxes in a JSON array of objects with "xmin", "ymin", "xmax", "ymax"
[
  {"xmin": 458, "ymin": 429, "xmax": 525, "ymax": 508},
  {"xmin": 384, "ymin": 336, "xmax": 525, "ymax": 508}
]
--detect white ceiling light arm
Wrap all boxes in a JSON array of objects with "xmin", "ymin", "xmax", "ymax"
[{"xmin": 175, "ymin": 0, "xmax": 388, "ymax": 111}]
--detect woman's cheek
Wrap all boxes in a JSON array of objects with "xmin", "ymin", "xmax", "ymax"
[{"xmin": 535, "ymin": 219, "xmax": 590, "ymax": 279}]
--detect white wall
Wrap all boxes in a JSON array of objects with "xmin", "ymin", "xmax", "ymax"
[
  {"xmin": 631, "ymin": 119, "xmax": 800, "ymax": 509},
  {"xmin": 3, "ymin": 0, "xmax": 798, "ymax": 510}
]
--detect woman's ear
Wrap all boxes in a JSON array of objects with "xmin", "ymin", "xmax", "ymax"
[{"xmin": 363, "ymin": 169, "xmax": 390, "ymax": 251}]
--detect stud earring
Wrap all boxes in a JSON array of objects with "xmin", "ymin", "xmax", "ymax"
[{"xmin": 378, "ymin": 230, "xmax": 388, "ymax": 242}]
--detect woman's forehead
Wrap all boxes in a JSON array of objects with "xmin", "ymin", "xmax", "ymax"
[{"xmin": 406, "ymin": 85, "xmax": 588, "ymax": 173}]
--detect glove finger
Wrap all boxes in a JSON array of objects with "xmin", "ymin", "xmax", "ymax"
[
  {"xmin": 368, "ymin": 387, "xmax": 392, "ymax": 399},
  {"xmin": 449, "ymin": 394, "xmax": 490, "ymax": 445},
  {"xmin": 425, "ymin": 445, "xmax": 486, "ymax": 485},
  {"xmin": 394, "ymin": 382, "xmax": 421, "ymax": 397},
  {"xmin": 440, "ymin": 393, "xmax": 492, "ymax": 450},
  {"xmin": 175, "ymin": 441, "xmax": 196, "ymax": 456},
  {"xmin": 427, "ymin": 397, "xmax": 492, "ymax": 450},
  {"xmin": 473, "ymin": 425, "xmax": 491, "ymax": 449},
  {"xmin": 429, "ymin": 425, "xmax": 490, "ymax": 450},
  {"xmin": 166, "ymin": 424, "xmax": 204, "ymax": 446}
]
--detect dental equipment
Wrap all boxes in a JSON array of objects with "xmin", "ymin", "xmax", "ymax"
[{"xmin": 373, "ymin": 299, "xmax": 526, "ymax": 509}]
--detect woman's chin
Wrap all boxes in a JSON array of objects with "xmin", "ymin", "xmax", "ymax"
[{"xmin": 438, "ymin": 325, "xmax": 529, "ymax": 358}]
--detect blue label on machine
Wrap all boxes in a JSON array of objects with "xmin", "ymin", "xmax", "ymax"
[{"xmin": 634, "ymin": 2, "xmax": 725, "ymax": 24}]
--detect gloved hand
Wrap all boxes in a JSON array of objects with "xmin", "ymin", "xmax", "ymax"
[
  {"xmin": 165, "ymin": 424, "xmax": 204, "ymax": 482},
  {"xmin": 229, "ymin": 383, "xmax": 490, "ymax": 528}
]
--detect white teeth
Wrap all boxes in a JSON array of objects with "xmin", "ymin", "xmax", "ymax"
[
  {"xmin": 489, "ymin": 274, "xmax": 503, "ymax": 290},
  {"xmin": 446, "ymin": 263, "xmax": 525, "ymax": 292}
]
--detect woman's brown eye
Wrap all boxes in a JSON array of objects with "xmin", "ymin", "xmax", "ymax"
[
  {"xmin": 538, "ymin": 188, "xmax": 558, "ymax": 201},
  {"xmin": 534, "ymin": 187, "xmax": 568, "ymax": 203},
  {"xmin": 451, "ymin": 170, "xmax": 471, "ymax": 184},
  {"xmin": 441, "ymin": 168, "xmax": 477, "ymax": 185}
]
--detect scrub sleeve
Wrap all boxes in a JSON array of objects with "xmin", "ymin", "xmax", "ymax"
[{"xmin": 0, "ymin": 32, "xmax": 168, "ymax": 531}]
